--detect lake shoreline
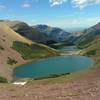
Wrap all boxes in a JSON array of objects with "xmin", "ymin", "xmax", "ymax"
[
  {"xmin": 0, "ymin": 46, "xmax": 99, "ymax": 100},
  {"xmin": 8, "ymin": 45, "xmax": 94, "ymax": 83},
  {"xmin": 13, "ymin": 54, "xmax": 94, "ymax": 82},
  {"xmin": 11, "ymin": 54, "xmax": 59, "ymax": 82}
]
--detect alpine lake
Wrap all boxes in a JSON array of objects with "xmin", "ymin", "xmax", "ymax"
[{"xmin": 13, "ymin": 46, "xmax": 94, "ymax": 79}]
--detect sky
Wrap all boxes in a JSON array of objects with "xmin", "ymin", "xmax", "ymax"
[{"xmin": 0, "ymin": 0, "xmax": 100, "ymax": 29}]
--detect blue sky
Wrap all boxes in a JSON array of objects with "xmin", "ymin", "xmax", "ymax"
[{"xmin": 0, "ymin": 0, "xmax": 100, "ymax": 29}]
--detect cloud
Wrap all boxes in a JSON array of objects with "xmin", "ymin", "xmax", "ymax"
[
  {"xmin": 49, "ymin": 0, "xmax": 100, "ymax": 9},
  {"xmin": 53, "ymin": 17, "xmax": 100, "ymax": 28},
  {"xmin": 49, "ymin": 0, "xmax": 67, "ymax": 6},
  {"xmin": 0, "ymin": 5, "xmax": 6, "ymax": 11},
  {"xmin": 71, "ymin": 0, "xmax": 100, "ymax": 9},
  {"xmin": 21, "ymin": 0, "xmax": 31, "ymax": 8}
]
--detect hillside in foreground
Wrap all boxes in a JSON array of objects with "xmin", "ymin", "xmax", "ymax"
[
  {"xmin": 0, "ymin": 36, "xmax": 100, "ymax": 100},
  {"xmin": 0, "ymin": 22, "xmax": 58, "ymax": 81}
]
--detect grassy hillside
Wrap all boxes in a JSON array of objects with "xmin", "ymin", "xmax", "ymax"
[
  {"xmin": 76, "ymin": 23, "xmax": 100, "ymax": 46},
  {"xmin": 78, "ymin": 36, "xmax": 100, "ymax": 69},
  {"xmin": 12, "ymin": 41, "xmax": 58, "ymax": 60},
  {"xmin": 0, "ymin": 22, "xmax": 58, "ymax": 81}
]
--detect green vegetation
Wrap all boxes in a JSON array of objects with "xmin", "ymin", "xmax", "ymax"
[
  {"xmin": 0, "ymin": 20, "xmax": 4, "ymax": 22},
  {"xmin": 27, "ymin": 70, "xmax": 91, "ymax": 85},
  {"xmin": 77, "ymin": 37, "xmax": 94, "ymax": 49},
  {"xmin": 34, "ymin": 73, "xmax": 70, "ymax": 80},
  {"xmin": 84, "ymin": 50, "xmax": 96, "ymax": 56},
  {"xmin": 7, "ymin": 57, "xmax": 17, "ymax": 65},
  {"xmin": 2, "ymin": 39, "xmax": 5, "ymax": 42},
  {"xmin": 0, "ymin": 76, "xmax": 8, "ymax": 83},
  {"xmin": 84, "ymin": 49, "xmax": 96, "ymax": 56},
  {"xmin": 12, "ymin": 41, "xmax": 57, "ymax": 60},
  {"xmin": 50, "ymin": 43, "xmax": 66, "ymax": 49},
  {"xmin": 0, "ymin": 45, "xmax": 4, "ymax": 50}
]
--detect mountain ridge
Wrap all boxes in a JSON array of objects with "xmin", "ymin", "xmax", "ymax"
[
  {"xmin": 2, "ymin": 20, "xmax": 76, "ymax": 45},
  {"xmin": 76, "ymin": 22, "xmax": 100, "ymax": 45},
  {"xmin": 33, "ymin": 24, "xmax": 75, "ymax": 44}
]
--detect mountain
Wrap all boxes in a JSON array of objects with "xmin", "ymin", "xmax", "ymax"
[
  {"xmin": 79, "ymin": 36, "xmax": 100, "ymax": 60},
  {"xmin": 2, "ymin": 20, "xmax": 50, "ymax": 44},
  {"xmin": 76, "ymin": 22, "xmax": 100, "ymax": 45},
  {"xmin": 0, "ymin": 21, "xmax": 58, "ymax": 81},
  {"xmin": 2, "ymin": 21, "xmax": 75, "ymax": 45},
  {"xmin": 33, "ymin": 25, "xmax": 75, "ymax": 44}
]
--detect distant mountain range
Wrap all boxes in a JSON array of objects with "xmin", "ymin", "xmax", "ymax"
[
  {"xmin": 33, "ymin": 25, "xmax": 75, "ymax": 44},
  {"xmin": 2, "ymin": 20, "xmax": 75, "ymax": 45},
  {"xmin": 1, "ymin": 20, "xmax": 100, "ymax": 46}
]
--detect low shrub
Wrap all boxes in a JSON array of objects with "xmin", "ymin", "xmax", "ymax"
[
  {"xmin": 0, "ymin": 76, "xmax": 8, "ymax": 83},
  {"xmin": 7, "ymin": 57, "xmax": 17, "ymax": 65}
]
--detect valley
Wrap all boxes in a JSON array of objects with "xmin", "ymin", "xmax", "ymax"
[
  {"xmin": 0, "ymin": 20, "xmax": 100, "ymax": 100},
  {"xmin": 0, "ymin": 0, "xmax": 100, "ymax": 99}
]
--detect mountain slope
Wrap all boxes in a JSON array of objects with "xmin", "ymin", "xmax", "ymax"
[
  {"xmin": 33, "ymin": 25, "xmax": 75, "ymax": 44},
  {"xmin": 76, "ymin": 22, "xmax": 100, "ymax": 45},
  {"xmin": 80, "ymin": 36, "xmax": 100, "ymax": 57},
  {"xmin": 0, "ymin": 22, "xmax": 58, "ymax": 81},
  {"xmin": 3, "ymin": 21, "xmax": 75, "ymax": 45},
  {"xmin": 3, "ymin": 20, "xmax": 50, "ymax": 44}
]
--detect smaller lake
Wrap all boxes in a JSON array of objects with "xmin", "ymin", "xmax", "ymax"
[
  {"xmin": 13, "ymin": 56, "xmax": 94, "ymax": 78},
  {"xmin": 59, "ymin": 46, "xmax": 80, "ymax": 52}
]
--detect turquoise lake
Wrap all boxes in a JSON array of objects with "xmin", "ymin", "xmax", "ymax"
[{"xmin": 13, "ymin": 56, "xmax": 94, "ymax": 78}]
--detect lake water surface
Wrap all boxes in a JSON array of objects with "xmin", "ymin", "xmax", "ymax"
[
  {"xmin": 13, "ymin": 56, "xmax": 94, "ymax": 78},
  {"xmin": 59, "ymin": 46, "xmax": 80, "ymax": 52}
]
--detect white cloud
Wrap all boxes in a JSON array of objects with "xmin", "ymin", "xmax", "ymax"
[
  {"xmin": 0, "ymin": 5, "xmax": 6, "ymax": 9},
  {"xmin": 71, "ymin": 0, "xmax": 100, "ymax": 9},
  {"xmin": 21, "ymin": 0, "xmax": 31, "ymax": 8},
  {"xmin": 0, "ymin": 5, "xmax": 6, "ymax": 11},
  {"xmin": 63, "ymin": 17, "xmax": 100, "ymax": 28},
  {"xmin": 49, "ymin": 0, "xmax": 67, "ymax": 6},
  {"xmin": 49, "ymin": 0, "xmax": 100, "ymax": 8}
]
